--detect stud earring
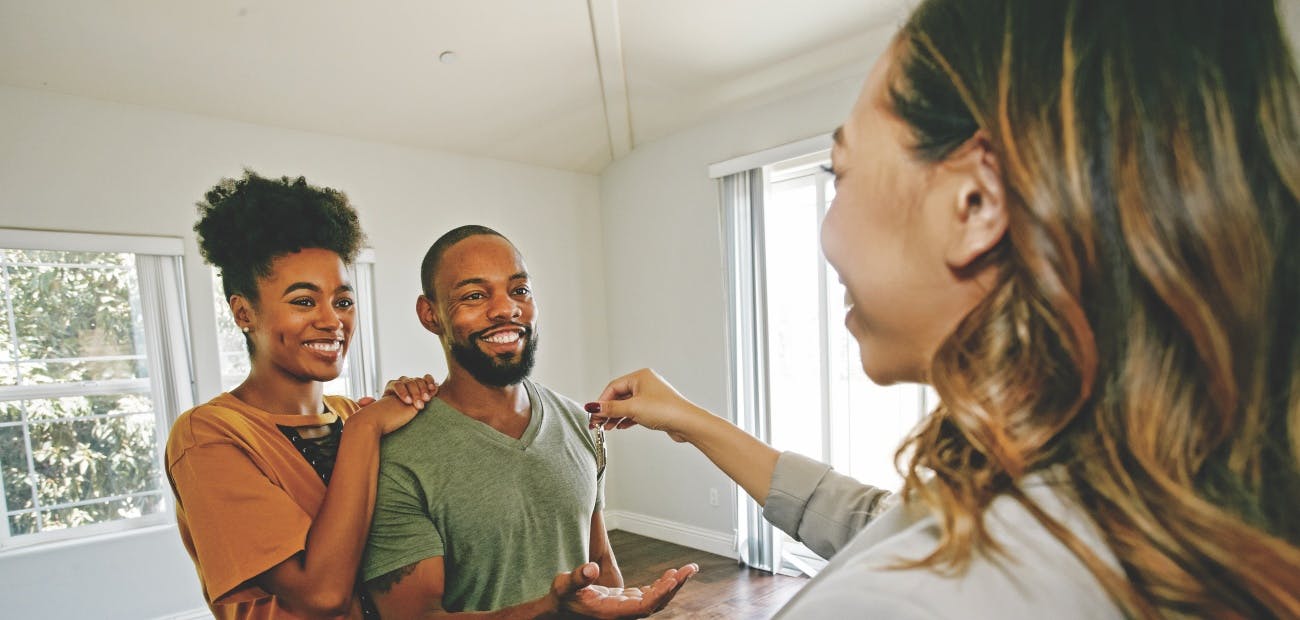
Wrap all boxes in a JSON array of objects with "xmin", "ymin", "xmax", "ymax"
[{"xmin": 241, "ymin": 327, "xmax": 250, "ymax": 334}]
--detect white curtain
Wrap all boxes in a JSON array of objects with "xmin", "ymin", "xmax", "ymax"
[
  {"xmin": 136, "ymin": 254, "xmax": 196, "ymax": 427},
  {"xmin": 346, "ymin": 260, "xmax": 380, "ymax": 395},
  {"xmin": 719, "ymin": 168, "xmax": 778, "ymax": 572}
]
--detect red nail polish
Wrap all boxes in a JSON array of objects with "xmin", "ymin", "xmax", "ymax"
[{"xmin": 584, "ymin": 402, "xmax": 601, "ymax": 414}]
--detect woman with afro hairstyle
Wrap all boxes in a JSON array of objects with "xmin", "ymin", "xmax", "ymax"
[{"xmin": 167, "ymin": 171, "xmax": 435, "ymax": 620}]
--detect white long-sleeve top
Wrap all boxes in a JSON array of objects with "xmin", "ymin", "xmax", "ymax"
[{"xmin": 764, "ymin": 452, "xmax": 1124, "ymax": 619}]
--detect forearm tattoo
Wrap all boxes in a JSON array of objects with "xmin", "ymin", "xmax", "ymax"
[{"xmin": 366, "ymin": 562, "xmax": 420, "ymax": 594}]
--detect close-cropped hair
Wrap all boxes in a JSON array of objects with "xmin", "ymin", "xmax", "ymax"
[
  {"xmin": 194, "ymin": 170, "xmax": 365, "ymax": 304},
  {"xmin": 419, "ymin": 224, "xmax": 509, "ymax": 300},
  {"xmin": 886, "ymin": 0, "xmax": 1300, "ymax": 617}
]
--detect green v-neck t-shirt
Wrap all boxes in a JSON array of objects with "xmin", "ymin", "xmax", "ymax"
[{"xmin": 361, "ymin": 379, "xmax": 605, "ymax": 612}]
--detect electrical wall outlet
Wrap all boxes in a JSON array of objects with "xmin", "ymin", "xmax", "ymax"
[{"xmin": 709, "ymin": 488, "xmax": 720, "ymax": 507}]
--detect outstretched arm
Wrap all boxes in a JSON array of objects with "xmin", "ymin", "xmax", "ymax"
[
  {"xmin": 586, "ymin": 369, "xmax": 780, "ymax": 505},
  {"xmin": 587, "ymin": 368, "xmax": 893, "ymax": 560}
]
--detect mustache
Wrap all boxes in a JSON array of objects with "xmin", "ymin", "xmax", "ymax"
[{"xmin": 470, "ymin": 323, "xmax": 532, "ymax": 341}]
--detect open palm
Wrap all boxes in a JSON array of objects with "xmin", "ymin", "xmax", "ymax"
[{"xmin": 557, "ymin": 564, "xmax": 698, "ymax": 619}]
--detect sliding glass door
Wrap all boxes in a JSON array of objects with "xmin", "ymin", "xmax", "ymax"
[{"xmin": 724, "ymin": 152, "xmax": 932, "ymax": 576}]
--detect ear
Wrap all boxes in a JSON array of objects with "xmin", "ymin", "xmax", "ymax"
[
  {"xmin": 229, "ymin": 295, "xmax": 256, "ymax": 331},
  {"xmin": 416, "ymin": 294, "xmax": 444, "ymax": 336},
  {"xmin": 943, "ymin": 132, "xmax": 1007, "ymax": 270}
]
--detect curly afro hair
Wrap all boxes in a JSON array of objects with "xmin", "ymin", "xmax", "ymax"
[{"xmin": 195, "ymin": 170, "xmax": 365, "ymax": 303}]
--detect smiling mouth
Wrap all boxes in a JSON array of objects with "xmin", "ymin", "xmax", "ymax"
[
  {"xmin": 475, "ymin": 325, "xmax": 531, "ymax": 352},
  {"xmin": 303, "ymin": 340, "xmax": 344, "ymax": 353},
  {"xmin": 482, "ymin": 331, "xmax": 522, "ymax": 344}
]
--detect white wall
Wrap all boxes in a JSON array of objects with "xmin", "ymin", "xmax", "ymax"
[
  {"xmin": 596, "ymin": 23, "xmax": 892, "ymax": 542},
  {"xmin": 0, "ymin": 84, "xmax": 607, "ymax": 619}
]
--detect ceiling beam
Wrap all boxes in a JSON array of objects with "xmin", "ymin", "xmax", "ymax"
[{"xmin": 586, "ymin": 0, "xmax": 633, "ymax": 160}]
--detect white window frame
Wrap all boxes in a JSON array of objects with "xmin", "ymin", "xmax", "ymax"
[{"xmin": 0, "ymin": 228, "xmax": 195, "ymax": 551}]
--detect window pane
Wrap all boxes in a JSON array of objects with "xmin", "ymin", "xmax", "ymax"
[
  {"xmin": 0, "ymin": 424, "xmax": 34, "ymax": 511},
  {"xmin": 0, "ymin": 265, "xmax": 13, "ymax": 387},
  {"xmin": 755, "ymin": 159, "xmax": 923, "ymax": 578},
  {"xmin": 38, "ymin": 493, "xmax": 164, "ymax": 531},
  {"xmin": 0, "ymin": 298, "xmax": 11, "ymax": 386},
  {"xmin": 4, "ymin": 252, "xmax": 148, "ymax": 386},
  {"xmin": 25, "ymin": 394, "xmax": 152, "ymax": 422},
  {"xmin": 0, "ymin": 239, "xmax": 188, "ymax": 544},
  {"xmin": 29, "ymin": 414, "xmax": 161, "ymax": 508},
  {"xmin": 323, "ymin": 369, "xmax": 352, "ymax": 398},
  {"xmin": 844, "ymin": 368, "xmax": 920, "ymax": 489},
  {"xmin": 8, "ymin": 512, "xmax": 36, "ymax": 536},
  {"xmin": 0, "ymin": 401, "xmax": 20, "ymax": 423},
  {"xmin": 764, "ymin": 174, "xmax": 825, "ymax": 461},
  {"xmin": 211, "ymin": 271, "xmax": 251, "ymax": 392}
]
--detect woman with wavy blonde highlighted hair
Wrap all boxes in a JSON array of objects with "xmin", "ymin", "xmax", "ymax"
[{"xmin": 587, "ymin": 0, "xmax": 1300, "ymax": 617}]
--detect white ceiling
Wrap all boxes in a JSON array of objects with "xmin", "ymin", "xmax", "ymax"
[{"xmin": 0, "ymin": 1, "xmax": 907, "ymax": 174}]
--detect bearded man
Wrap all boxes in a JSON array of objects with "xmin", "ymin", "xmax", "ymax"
[{"xmin": 362, "ymin": 225, "xmax": 694, "ymax": 619}]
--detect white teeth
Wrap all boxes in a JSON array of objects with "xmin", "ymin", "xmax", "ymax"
[
  {"xmin": 483, "ymin": 331, "xmax": 521, "ymax": 344},
  {"xmin": 304, "ymin": 341, "xmax": 341, "ymax": 352}
]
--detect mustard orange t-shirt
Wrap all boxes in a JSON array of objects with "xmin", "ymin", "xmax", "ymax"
[{"xmin": 166, "ymin": 392, "xmax": 363, "ymax": 620}]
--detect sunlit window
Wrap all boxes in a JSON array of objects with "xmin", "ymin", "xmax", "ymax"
[
  {"xmin": 0, "ymin": 231, "xmax": 192, "ymax": 548},
  {"xmin": 764, "ymin": 160, "xmax": 932, "ymax": 490},
  {"xmin": 725, "ymin": 153, "xmax": 934, "ymax": 576}
]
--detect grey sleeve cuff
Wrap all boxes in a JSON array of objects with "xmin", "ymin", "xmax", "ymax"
[
  {"xmin": 764, "ymin": 451, "xmax": 833, "ymax": 535},
  {"xmin": 762, "ymin": 451, "xmax": 891, "ymax": 560}
]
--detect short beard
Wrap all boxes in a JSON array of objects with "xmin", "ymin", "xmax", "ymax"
[{"xmin": 449, "ymin": 326, "xmax": 538, "ymax": 387}]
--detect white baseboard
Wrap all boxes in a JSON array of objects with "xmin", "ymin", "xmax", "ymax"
[
  {"xmin": 604, "ymin": 510, "xmax": 737, "ymax": 559},
  {"xmin": 154, "ymin": 608, "xmax": 212, "ymax": 620}
]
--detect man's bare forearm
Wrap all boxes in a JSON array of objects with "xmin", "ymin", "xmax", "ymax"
[
  {"xmin": 367, "ymin": 568, "xmax": 559, "ymax": 620},
  {"xmin": 592, "ymin": 550, "xmax": 622, "ymax": 588}
]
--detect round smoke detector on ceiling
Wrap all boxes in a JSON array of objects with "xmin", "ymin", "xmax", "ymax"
[{"xmin": 439, "ymin": 51, "xmax": 458, "ymax": 64}]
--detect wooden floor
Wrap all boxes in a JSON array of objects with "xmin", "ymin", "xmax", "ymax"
[{"xmin": 609, "ymin": 530, "xmax": 808, "ymax": 619}]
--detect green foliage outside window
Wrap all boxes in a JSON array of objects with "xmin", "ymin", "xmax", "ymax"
[{"xmin": 0, "ymin": 249, "xmax": 165, "ymax": 538}]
